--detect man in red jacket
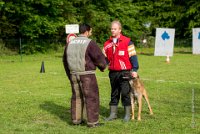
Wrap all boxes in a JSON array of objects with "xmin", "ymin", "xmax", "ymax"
[{"xmin": 103, "ymin": 20, "xmax": 139, "ymax": 122}]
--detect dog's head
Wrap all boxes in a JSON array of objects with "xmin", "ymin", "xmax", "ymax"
[
  {"xmin": 129, "ymin": 75, "xmax": 141, "ymax": 90},
  {"xmin": 122, "ymin": 72, "xmax": 141, "ymax": 88}
]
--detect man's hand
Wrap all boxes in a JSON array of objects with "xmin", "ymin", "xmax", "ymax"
[
  {"xmin": 98, "ymin": 63, "xmax": 107, "ymax": 72},
  {"xmin": 100, "ymin": 69, "xmax": 104, "ymax": 72},
  {"xmin": 131, "ymin": 71, "xmax": 138, "ymax": 78}
]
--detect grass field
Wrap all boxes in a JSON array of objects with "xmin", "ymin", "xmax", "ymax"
[{"xmin": 0, "ymin": 48, "xmax": 199, "ymax": 134}]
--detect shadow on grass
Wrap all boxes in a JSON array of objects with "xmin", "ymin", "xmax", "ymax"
[
  {"xmin": 40, "ymin": 101, "xmax": 71, "ymax": 125},
  {"xmin": 99, "ymin": 105, "xmax": 109, "ymax": 118},
  {"xmin": 174, "ymin": 51, "xmax": 192, "ymax": 54},
  {"xmin": 55, "ymin": 55, "xmax": 62, "ymax": 58},
  {"xmin": 40, "ymin": 101, "xmax": 112, "ymax": 124},
  {"xmin": 138, "ymin": 50, "xmax": 193, "ymax": 55},
  {"xmin": 138, "ymin": 52, "xmax": 154, "ymax": 56},
  {"xmin": 40, "ymin": 101, "xmax": 129, "ymax": 124}
]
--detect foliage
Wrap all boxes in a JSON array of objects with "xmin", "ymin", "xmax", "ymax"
[
  {"xmin": 0, "ymin": 0, "xmax": 200, "ymax": 53},
  {"xmin": 0, "ymin": 39, "xmax": 17, "ymax": 55}
]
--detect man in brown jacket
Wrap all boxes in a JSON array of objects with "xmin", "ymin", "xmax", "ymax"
[{"xmin": 63, "ymin": 24, "xmax": 107, "ymax": 128}]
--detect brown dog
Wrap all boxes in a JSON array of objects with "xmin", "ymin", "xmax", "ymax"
[{"xmin": 129, "ymin": 75, "xmax": 153, "ymax": 121}]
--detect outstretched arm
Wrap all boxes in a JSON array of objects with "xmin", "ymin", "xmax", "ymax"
[{"xmin": 88, "ymin": 40, "xmax": 107, "ymax": 72}]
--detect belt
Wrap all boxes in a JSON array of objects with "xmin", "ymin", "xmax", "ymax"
[{"xmin": 70, "ymin": 70, "xmax": 95, "ymax": 75}]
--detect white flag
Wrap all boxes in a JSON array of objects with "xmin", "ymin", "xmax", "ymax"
[{"xmin": 154, "ymin": 28, "xmax": 175, "ymax": 56}]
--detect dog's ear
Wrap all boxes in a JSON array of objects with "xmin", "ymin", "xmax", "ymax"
[{"xmin": 137, "ymin": 75, "xmax": 140, "ymax": 78}]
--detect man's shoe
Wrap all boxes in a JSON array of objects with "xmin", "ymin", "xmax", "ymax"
[
  {"xmin": 87, "ymin": 123, "xmax": 104, "ymax": 128},
  {"xmin": 73, "ymin": 120, "xmax": 85, "ymax": 125},
  {"xmin": 105, "ymin": 106, "xmax": 118, "ymax": 121},
  {"xmin": 123, "ymin": 106, "xmax": 131, "ymax": 122}
]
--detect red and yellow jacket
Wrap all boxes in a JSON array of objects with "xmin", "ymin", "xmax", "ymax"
[{"xmin": 103, "ymin": 34, "xmax": 139, "ymax": 71}]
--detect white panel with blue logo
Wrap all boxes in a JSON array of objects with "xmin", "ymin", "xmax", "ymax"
[
  {"xmin": 154, "ymin": 28, "xmax": 175, "ymax": 56},
  {"xmin": 192, "ymin": 28, "xmax": 200, "ymax": 54}
]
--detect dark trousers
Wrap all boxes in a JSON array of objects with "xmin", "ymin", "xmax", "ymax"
[
  {"xmin": 109, "ymin": 70, "xmax": 131, "ymax": 106},
  {"xmin": 70, "ymin": 74, "xmax": 99, "ymax": 125}
]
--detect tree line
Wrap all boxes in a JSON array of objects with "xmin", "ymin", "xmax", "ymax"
[{"xmin": 0, "ymin": 0, "xmax": 200, "ymax": 53}]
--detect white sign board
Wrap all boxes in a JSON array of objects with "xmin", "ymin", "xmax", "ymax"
[
  {"xmin": 154, "ymin": 28, "xmax": 175, "ymax": 56},
  {"xmin": 65, "ymin": 24, "xmax": 79, "ymax": 34},
  {"xmin": 192, "ymin": 28, "xmax": 200, "ymax": 54}
]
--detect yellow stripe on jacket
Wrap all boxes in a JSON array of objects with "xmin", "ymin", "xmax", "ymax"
[{"xmin": 128, "ymin": 44, "xmax": 136, "ymax": 57}]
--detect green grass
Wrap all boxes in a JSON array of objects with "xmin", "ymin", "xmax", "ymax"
[{"xmin": 0, "ymin": 48, "xmax": 199, "ymax": 134}]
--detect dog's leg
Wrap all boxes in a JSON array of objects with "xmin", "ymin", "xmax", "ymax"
[
  {"xmin": 143, "ymin": 89, "xmax": 153, "ymax": 115},
  {"xmin": 137, "ymin": 94, "xmax": 142, "ymax": 121},
  {"xmin": 131, "ymin": 93, "xmax": 135, "ymax": 120}
]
